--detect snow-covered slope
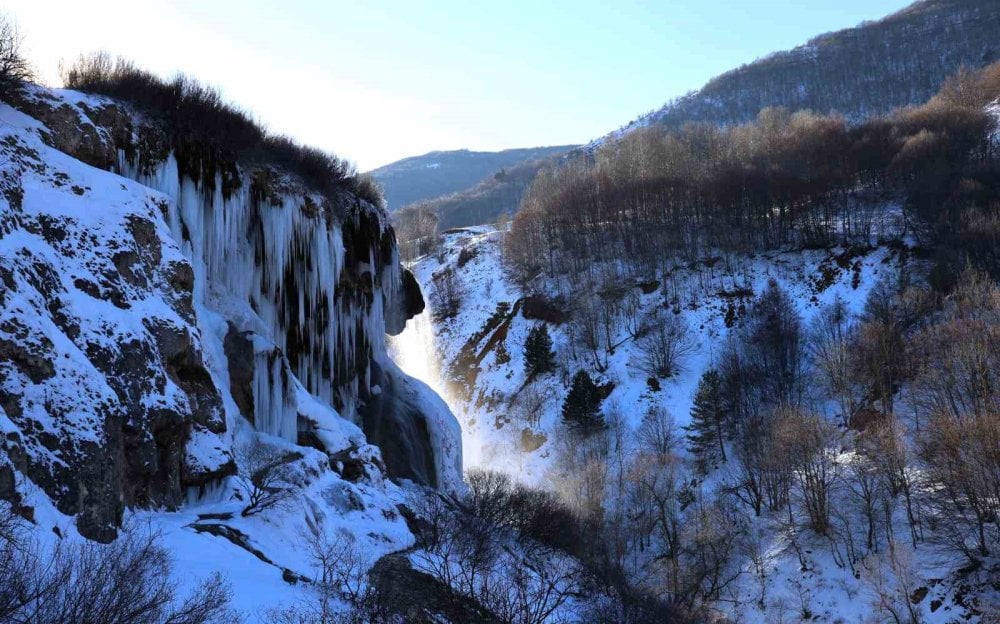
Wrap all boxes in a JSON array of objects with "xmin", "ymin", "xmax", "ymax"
[
  {"xmin": 398, "ymin": 228, "xmax": 895, "ymax": 481},
  {"xmin": 0, "ymin": 86, "xmax": 462, "ymax": 618},
  {"xmin": 395, "ymin": 227, "xmax": 1000, "ymax": 622}
]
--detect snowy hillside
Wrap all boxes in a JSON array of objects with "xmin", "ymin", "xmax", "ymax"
[
  {"xmin": 398, "ymin": 228, "xmax": 894, "ymax": 479},
  {"xmin": 0, "ymin": 85, "xmax": 463, "ymax": 619},
  {"xmin": 394, "ymin": 227, "xmax": 1000, "ymax": 623}
]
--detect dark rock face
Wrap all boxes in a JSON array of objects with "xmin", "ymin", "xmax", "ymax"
[
  {"xmin": 0, "ymin": 122, "xmax": 231, "ymax": 542},
  {"xmin": 359, "ymin": 362, "xmax": 438, "ymax": 488},
  {"xmin": 385, "ymin": 268, "xmax": 426, "ymax": 336},
  {"xmin": 223, "ymin": 323, "xmax": 256, "ymax": 425}
]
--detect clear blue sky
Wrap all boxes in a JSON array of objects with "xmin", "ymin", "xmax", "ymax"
[{"xmin": 9, "ymin": 0, "xmax": 912, "ymax": 170}]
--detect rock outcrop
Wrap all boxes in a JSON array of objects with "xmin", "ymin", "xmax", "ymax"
[{"xmin": 0, "ymin": 86, "xmax": 462, "ymax": 541}]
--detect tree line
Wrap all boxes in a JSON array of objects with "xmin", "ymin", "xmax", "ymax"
[{"xmin": 505, "ymin": 62, "xmax": 1000, "ymax": 288}]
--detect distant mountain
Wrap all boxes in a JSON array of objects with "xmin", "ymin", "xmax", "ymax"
[
  {"xmin": 369, "ymin": 146, "xmax": 577, "ymax": 210},
  {"xmin": 595, "ymin": 0, "xmax": 1000, "ymax": 150},
  {"xmin": 395, "ymin": 153, "xmax": 576, "ymax": 231}
]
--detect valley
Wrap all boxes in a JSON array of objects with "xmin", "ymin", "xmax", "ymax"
[{"xmin": 3, "ymin": 1, "xmax": 1000, "ymax": 622}]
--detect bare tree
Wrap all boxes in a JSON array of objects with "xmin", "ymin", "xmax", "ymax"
[
  {"xmin": 391, "ymin": 205, "xmax": 440, "ymax": 262},
  {"xmin": 783, "ymin": 411, "xmax": 840, "ymax": 536},
  {"xmin": 636, "ymin": 407, "xmax": 677, "ymax": 458},
  {"xmin": 234, "ymin": 438, "xmax": 296, "ymax": 517},
  {"xmin": 571, "ymin": 293, "xmax": 609, "ymax": 371},
  {"xmin": 510, "ymin": 384, "xmax": 551, "ymax": 429},
  {"xmin": 918, "ymin": 412, "xmax": 1000, "ymax": 561},
  {"xmin": 861, "ymin": 542, "xmax": 923, "ymax": 624},
  {"xmin": 862, "ymin": 417, "xmax": 921, "ymax": 547},
  {"xmin": 430, "ymin": 266, "xmax": 464, "ymax": 320},
  {"xmin": 809, "ymin": 295, "xmax": 862, "ymax": 426},
  {"xmin": 552, "ymin": 425, "xmax": 609, "ymax": 524},
  {"xmin": 0, "ymin": 15, "xmax": 32, "ymax": 99},
  {"xmin": 635, "ymin": 310, "xmax": 696, "ymax": 379}
]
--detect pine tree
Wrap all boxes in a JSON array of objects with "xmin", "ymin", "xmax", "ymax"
[
  {"xmin": 684, "ymin": 368, "xmax": 729, "ymax": 472},
  {"xmin": 562, "ymin": 370, "xmax": 604, "ymax": 434},
  {"xmin": 524, "ymin": 324, "xmax": 555, "ymax": 378}
]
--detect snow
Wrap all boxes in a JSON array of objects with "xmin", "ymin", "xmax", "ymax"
[
  {"xmin": 0, "ymin": 87, "xmax": 460, "ymax": 621},
  {"xmin": 397, "ymin": 228, "xmax": 892, "ymax": 484},
  {"xmin": 395, "ymin": 226, "xmax": 998, "ymax": 622}
]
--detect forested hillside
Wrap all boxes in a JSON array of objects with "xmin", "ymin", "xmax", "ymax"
[
  {"xmin": 393, "ymin": 0, "xmax": 1000, "ymax": 261},
  {"xmin": 617, "ymin": 0, "xmax": 1000, "ymax": 138},
  {"xmin": 391, "ymin": 155, "xmax": 559, "ymax": 260},
  {"xmin": 509, "ymin": 63, "xmax": 1000, "ymax": 288},
  {"xmin": 395, "ymin": 59, "xmax": 1000, "ymax": 622}
]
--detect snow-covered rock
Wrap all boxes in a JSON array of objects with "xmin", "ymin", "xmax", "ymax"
[{"xmin": 0, "ymin": 85, "xmax": 462, "ymax": 614}]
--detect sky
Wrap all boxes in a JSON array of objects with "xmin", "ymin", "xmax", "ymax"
[{"xmin": 6, "ymin": 0, "xmax": 913, "ymax": 171}]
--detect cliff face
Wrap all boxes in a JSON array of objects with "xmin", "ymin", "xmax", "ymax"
[{"xmin": 0, "ymin": 87, "xmax": 461, "ymax": 542}]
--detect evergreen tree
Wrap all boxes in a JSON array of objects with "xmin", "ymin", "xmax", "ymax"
[
  {"xmin": 524, "ymin": 324, "xmax": 555, "ymax": 377},
  {"xmin": 684, "ymin": 368, "xmax": 729, "ymax": 472},
  {"xmin": 561, "ymin": 370, "xmax": 604, "ymax": 434}
]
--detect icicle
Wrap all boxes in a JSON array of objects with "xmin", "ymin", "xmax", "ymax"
[{"xmin": 118, "ymin": 151, "xmax": 390, "ymax": 441}]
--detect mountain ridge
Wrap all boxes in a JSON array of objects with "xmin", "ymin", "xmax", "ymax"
[
  {"xmin": 596, "ymin": 0, "xmax": 1000, "ymax": 148},
  {"xmin": 370, "ymin": 145, "xmax": 578, "ymax": 210}
]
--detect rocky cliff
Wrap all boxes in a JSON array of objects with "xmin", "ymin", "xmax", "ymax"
[{"xmin": 0, "ymin": 86, "xmax": 462, "ymax": 543}]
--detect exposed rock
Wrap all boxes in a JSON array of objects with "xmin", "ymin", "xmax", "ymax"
[
  {"xmin": 386, "ymin": 268, "xmax": 426, "ymax": 335},
  {"xmin": 360, "ymin": 362, "xmax": 438, "ymax": 488},
  {"xmin": 369, "ymin": 554, "xmax": 501, "ymax": 624},
  {"xmin": 0, "ymin": 113, "xmax": 231, "ymax": 541},
  {"xmin": 0, "ymin": 329, "xmax": 56, "ymax": 383},
  {"xmin": 329, "ymin": 444, "xmax": 380, "ymax": 482},
  {"xmin": 521, "ymin": 293, "xmax": 567, "ymax": 324},
  {"xmin": 520, "ymin": 428, "xmax": 547, "ymax": 453},
  {"xmin": 1, "ymin": 83, "xmax": 462, "ymax": 545},
  {"xmin": 12, "ymin": 89, "xmax": 128, "ymax": 169},
  {"xmin": 224, "ymin": 323, "xmax": 256, "ymax": 425},
  {"xmin": 0, "ymin": 462, "xmax": 16, "ymax": 501}
]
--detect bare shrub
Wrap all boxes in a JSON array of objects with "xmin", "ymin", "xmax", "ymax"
[
  {"xmin": 234, "ymin": 438, "xmax": 296, "ymax": 517},
  {"xmin": 429, "ymin": 266, "xmax": 464, "ymax": 320},
  {"xmin": 412, "ymin": 492, "xmax": 582, "ymax": 624},
  {"xmin": 60, "ymin": 52, "xmax": 380, "ymax": 206},
  {"xmin": 262, "ymin": 525, "xmax": 387, "ymax": 624},
  {"xmin": 0, "ymin": 15, "xmax": 32, "ymax": 99},
  {"xmin": 635, "ymin": 311, "xmax": 696, "ymax": 378},
  {"xmin": 465, "ymin": 469, "xmax": 583, "ymax": 555},
  {"xmin": 0, "ymin": 504, "xmax": 235, "ymax": 624}
]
